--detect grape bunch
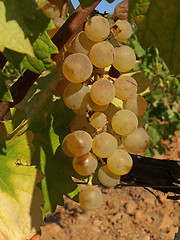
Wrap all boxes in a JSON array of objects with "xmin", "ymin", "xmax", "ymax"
[{"xmin": 55, "ymin": 2, "xmax": 150, "ymax": 211}]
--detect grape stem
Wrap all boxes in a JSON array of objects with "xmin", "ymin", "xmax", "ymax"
[{"xmin": 87, "ymin": 174, "xmax": 93, "ymax": 186}]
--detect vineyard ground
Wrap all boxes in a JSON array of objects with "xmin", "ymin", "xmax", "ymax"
[{"xmin": 40, "ymin": 131, "xmax": 180, "ymax": 240}]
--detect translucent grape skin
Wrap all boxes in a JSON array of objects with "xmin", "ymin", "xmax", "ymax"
[
  {"xmin": 112, "ymin": 20, "xmax": 132, "ymax": 41},
  {"xmin": 66, "ymin": 130, "xmax": 92, "ymax": 156},
  {"xmin": 92, "ymin": 132, "xmax": 117, "ymax": 158},
  {"xmin": 89, "ymin": 41, "xmax": 115, "ymax": 68},
  {"xmin": 89, "ymin": 112, "xmax": 107, "ymax": 129},
  {"xmin": 73, "ymin": 152, "xmax": 97, "ymax": 176},
  {"xmin": 85, "ymin": 16, "xmax": 110, "ymax": 42},
  {"xmin": 111, "ymin": 109, "xmax": 138, "ymax": 136},
  {"xmin": 79, "ymin": 185, "xmax": 103, "ymax": 211},
  {"xmin": 90, "ymin": 79, "xmax": 115, "ymax": 106},
  {"xmin": 123, "ymin": 94, "xmax": 148, "ymax": 116},
  {"xmin": 62, "ymin": 53, "xmax": 93, "ymax": 83},
  {"xmin": 122, "ymin": 127, "xmax": 150, "ymax": 153},
  {"xmin": 113, "ymin": 46, "xmax": 136, "ymax": 72},
  {"xmin": 114, "ymin": 75, "xmax": 138, "ymax": 100},
  {"xmin": 98, "ymin": 165, "xmax": 120, "ymax": 187},
  {"xmin": 63, "ymin": 83, "xmax": 90, "ymax": 110},
  {"xmin": 107, "ymin": 149, "xmax": 133, "ymax": 175}
]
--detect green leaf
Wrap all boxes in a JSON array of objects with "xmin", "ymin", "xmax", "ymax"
[
  {"xmin": 0, "ymin": 71, "xmax": 12, "ymax": 101},
  {"xmin": 78, "ymin": 0, "xmax": 94, "ymax": 9},
  {"xmin": 128, "ymin": 0, "xmax": 180, "ymax": 75},
  {"xmin": 0, "ymin": 1, "xmax": 34, "ymax": 56},
  {"xmin": 0, "ymin": 120, "xmax": 44, "ymax": 240},
  {"xmin": 4, "ymin": 32, "xmax": 58, "ymax": 74},
  {"xmin": 30, "ymin": 100, "xmax": 80, "ymax": 216}
]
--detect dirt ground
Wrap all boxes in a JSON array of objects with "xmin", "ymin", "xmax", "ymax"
[{"xmin": 39, "ymin": 131, "xmax": 180, "ymax": 240}]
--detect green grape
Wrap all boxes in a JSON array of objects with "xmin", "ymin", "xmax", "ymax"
[
  {"xmin": 79, "ymin": 185, "xmax": 103, "ymax": 211},
  {"xmin": 89, "ymin": 97, "xmax": 109, "ymax": 112},
  {"xmin": 90, "ymin": 79, "xmax": 115, "ymax": 106},
  {"xmin": 122, "ymin": 127, "xmax": 150, "ymax": 153},
  {"xmin": 114, "ymin": 75, "xmax": 138, "ymax": 100},
  {"xmin": 61, "ymin": 134, "xmax": 74, "ymax": 157},
  {"xmin": 63, "ymin": 83, "xmax": 90, "ymax": 110},
  {"xmin": 62, "ymin": 53, "xmax": 93, "ymax": 83},
  {"xmin": 114, "ymin": 1, "xmax": 128, "ymax": 20},
  {"xmin": 84, "ymin": 16, "xmax": 110, "ymax": 42},
  {"xmin": 113, "ymin": 46, "xmax": 136, "ymax": 72},
  {"xmin": 89, "ymin": 41, "xmax": 114, "ymax": 68},
  {"xmin": 67, "ymin": 31, "xmax": 95, "ymax": 55},
  {"xmin": 107, "ymin": 149, "xmax": 133, "ymax": 175},
  {"xmin": 123, "ymin": 94, "xmax": 148, "ymax": 116},
  {"xmin": 111, "ymin": 109, "xmax": 138, "ymax": 136},
  {"xmin": 73, "ymin": 152, "xmax": 97, "ymax": 176},
  {"xmin": 103, "ymin": 103, "xmax": 120, "ymax": 122},
  {"xmin": 89, "ymin": 112, "xmax": 107, "ymax": 129},
  {"xmin": 92, "ymin": 132, "xmax": 117, "ymax": 158},
  {"xmin": 112, "ymin": 20, "xmax": 132, "ymax": 41},
  {"xmin": 71, "ymin": 114, "xmax": 95, "ymax": 134},
  {"xmin": 98, "ymin": 165, "xmax": 120, "ymax": 187},
  {"xmin": 55, "ymin": 77, "xmax": 69, "ymax": 97},
  {"xmin": 66, "ymin": 130, "xmax": 92, "ymax": 156}
]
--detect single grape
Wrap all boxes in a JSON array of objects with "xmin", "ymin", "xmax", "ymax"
[
  {"xmin": 113, "ymin": 46, "xmax": 136, "ymax": 72},
  {"xmin": 92, "ymin": 132, "xmax": 117, "ymax": 158},
  {"xmin": 90, "ymin": 79, "xmax": 115, "ymax": 105},
  {"xmin": 63, "ymin": 83, "xmax": 90, "ymax": 110},
  {"xmin": 62, "ymin": 53, "xmax": 93, "ymax": 83},
  {"xmin": 61, "ymin": 134, "xmax": 74, "ymax": 157},
  {"xmin": 71, "ymin": 114, "xmax": 95, "ymax": 134},
  {"xmin": 67, "ymin": 31, "xmax": 95, "ymax": 55},
  {"xmin": 123, "ymin": 94, "xmax": 148, "ymax": 116},
  {"xmin": 107, "ymin": 149, "xmax": 133, "ymax": 175},
  {"xmin": 89, "ymin": 41, "xmax": 115, "ymax": 68},
  {"xmin": 98, "ymin": 165, "xmax": 120, "ymax": 187},
  {"xmin": 114, "ymin": 75, "xmax": 138, "ymax": 100},
  {"xmin": 85, "ymin": 16, "xmax": 110, "ymax": 42},
  {"xmin": 122, "ymin": 127, "xmax": 150, "ymax": 153},
  {"xmin": 111, "ymin": 109, "xmax": 138, "ymax": 136},
  {"xmin": 41, "ymin": 1, "xmax": 54, "ymax": 18},
  {"xmin": 111, "ymin": 20, "xmax": 132, "ymax": 41},
  {"xmin": 89, "ymin": 112, "xmax": 107, "ymax": 129},
  {"xmin": 66, "ymin": 130, "xmax": 92, "ymax": 156},
  {"xmin": 114, "ymin": 1, "xmax": 128, "ymax": 20},
  {"xmin": 79, "ymin": 185, "xmax": 103, "ymax": 211},
  {"xmin": 73, "ymin": 152, "xmax": 97, "ymax": 176}
]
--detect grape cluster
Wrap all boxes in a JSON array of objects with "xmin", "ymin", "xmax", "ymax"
[{"xmin": 55, "ymin": 3, "xmax": 150, "ymax": 211}]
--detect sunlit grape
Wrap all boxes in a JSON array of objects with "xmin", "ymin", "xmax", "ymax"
[
  {"xmin": 122, "ymin": 127, "xmax": 150, "ymax": 153},
  {"xmin": 79, "ymin": 185, "xmax": 103, "ymax": 211},
  {"xmin": 112, "ymin": 20, "xmax": 132, "ymax": 41},
  {"xmin": 107, "ymin": 149, "xmax": 133, "ymax": 175},
  {"xmin": 98, "ymin": 165, "xmax": 120, "ymax": 187}
]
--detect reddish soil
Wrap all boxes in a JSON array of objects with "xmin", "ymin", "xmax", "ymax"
[{"xmin": 39, "ymin": 132, "xmax": 180, "ymax": 240}]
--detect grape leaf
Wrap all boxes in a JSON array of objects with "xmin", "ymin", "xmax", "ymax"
[
  {"xmin": 128, "ymin": 0, "xmax": 180, "ymax": 75},
  {"xmin": 4, "ymin": 32, "xmax": 58, "ymax": 74},
  {"xmin": 0, "ymin": 121, "xmax": 44, "ymax": 240},
  {"xmin": 0, "ymin": 71, "xmax": 12, "ymax": 101},
  {"xmin": 0, "ymin": 0, "xmax": 50, "ymax": 58},
  {"xmin": 30, "ymin": 100, "xmax": 80, "ymax": 216}
]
